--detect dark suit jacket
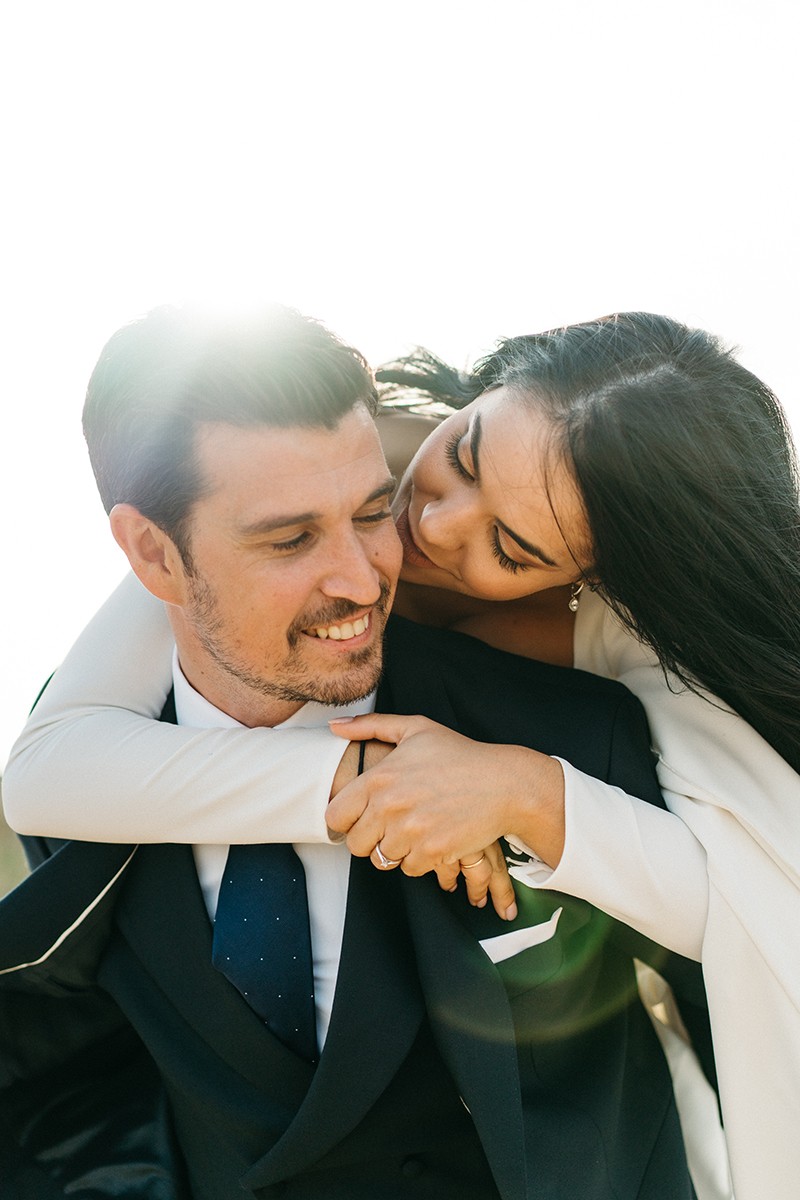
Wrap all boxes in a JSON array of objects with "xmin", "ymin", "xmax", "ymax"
[{"xmin": 0, "ymin": 617, "xmax": 708, "ymax": 1199}]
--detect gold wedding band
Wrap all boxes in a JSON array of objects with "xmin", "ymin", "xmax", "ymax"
[
  {"xmin": 375, "ymin": 842, "xmax": 403, "ymax": 870},
  {"xmin": 460, "ymin": 854, "xmax": 487, "ymax": 870}
]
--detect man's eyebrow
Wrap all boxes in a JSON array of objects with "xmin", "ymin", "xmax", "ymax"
[
  {"xmin": 496, "ymin": 519, "xmax": 558, "ymax": 566},
  {"xmin": 364, "ymin": 478, "xmax": 397, "ymax": 506},
  {"xmin": 238, "ymin": 478, "xmax": 396, "ymax": 537}
]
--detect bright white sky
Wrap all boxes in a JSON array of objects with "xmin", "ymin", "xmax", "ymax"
[{"xmin": 1, "ymin": 0, "xmax": 798, "ymax": 762}]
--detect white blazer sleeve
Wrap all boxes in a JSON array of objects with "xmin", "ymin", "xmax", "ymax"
[
  {"xmin": 574, "ymin": 590, "xmax": 800, "ymax": 958},
  {"xmin": 510, "ymin": 757, "xmax": 709, "ymax": 960},
  {"xmin": 2, "ymin": 574, "xmax": 348, "ymax": 844},
  {"xmin": 505, "ymin": 589, "xmax": 710, "ymax": 958},
  {"xmin": 519, "ymin": 590, "xmax": 800, "ymax": 966},
  {"xmin": 572, "ymin": 592, "xmax": 800, "ymax": 1200}
]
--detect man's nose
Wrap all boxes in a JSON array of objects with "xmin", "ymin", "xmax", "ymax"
[{"xmin": 318, "ymin": 530, "xmax": 383, "ymax": 606}]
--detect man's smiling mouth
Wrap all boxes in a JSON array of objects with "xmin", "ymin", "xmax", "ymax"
[{"xmin": 307, "ymin": 614, "xmax": 370, "ymax": 641}]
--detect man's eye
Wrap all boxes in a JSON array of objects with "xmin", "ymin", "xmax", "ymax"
[
  {"xmin": 356, "ymin": 509, "xmax": 393, "ymax": 525},
  {"xmin": 444, "ymin": 432, "xmax": 474, "ymax": 481},
  {"xmin": 271, "ymin": 532, "xmax": 312, "ymax": 553}
]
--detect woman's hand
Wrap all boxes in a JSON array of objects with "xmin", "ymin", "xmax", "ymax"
[
  {"xmin": 453, "ymin": 841, "xmax": 516, "ymax": 919},
  {"xmin": 326, "ymin": 713, "xmax": 566, "ymax": 920},
  {"xmin": 329, "ymin": 733, "xmax": 513, "ymax": 916}
]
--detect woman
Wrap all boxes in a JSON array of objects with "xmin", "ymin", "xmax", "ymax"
[{"xmin": 4, "ymin": 313, "xmax": 800, "ymax": 1199}]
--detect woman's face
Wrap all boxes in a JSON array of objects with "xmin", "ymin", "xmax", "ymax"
[{"xmin": 392, "ymin": 387, "xmax": 592, "ymax": 602}]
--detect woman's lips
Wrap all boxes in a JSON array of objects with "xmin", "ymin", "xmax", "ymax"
[{"xmin": 395, "ymin": 506, "xmax": 437, "ymax": 569}]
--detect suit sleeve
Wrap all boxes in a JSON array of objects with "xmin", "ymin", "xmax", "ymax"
[
  {"xmin": 0, "ymin": 843, "xmax": 190, "ymax": 1198},
  {"xmin": 3, "ymin": 573, "xmax": 347, "ymax": 844}
]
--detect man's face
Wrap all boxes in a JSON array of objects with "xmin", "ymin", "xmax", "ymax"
[{"xmin": 171, "ymin": 404, "xmax": 402, "ymax": 727}]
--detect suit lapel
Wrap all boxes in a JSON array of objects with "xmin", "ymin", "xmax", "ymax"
[
  {"xmin": 143, "ymin": 688, "xmax": 423, "ymax": 1181},
  {"xmin": 112, "ymin": 843, "xmax": 314, "ymax": 1106},
  {"xmin": 242, "ymin": 855, "xmax": 425, "ymax": 1191},
  {"xmin": 380, "ymin": 619, "xmax": 529, "ymax": 1198},
  {"xmin": 402, "ymin": 873, "xmax": 529, "ymax": 1200},
  {"xmin": 0, "ymin": 840, "xmax": 135, "ymax": 975}
]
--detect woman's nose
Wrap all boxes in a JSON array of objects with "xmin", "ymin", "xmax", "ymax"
[{"xmin": 418, "ymin": 490, "xmax": 476, "ymax": 552}]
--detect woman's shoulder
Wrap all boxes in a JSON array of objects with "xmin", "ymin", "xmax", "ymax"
[
  {"xmin": 572, "ymin": 595, "xmax": 800, "ymax": 873},
  {"xmin": 573, "ymin": 589, "xmax": 656, "ymax": 678}
]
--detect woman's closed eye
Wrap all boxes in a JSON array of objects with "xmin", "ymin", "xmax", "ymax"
[
  {"xmin": 445, "ymin": 432, "xmax": 474, "ymax": 482},
  {"xmin": 490, "ymin": 529, "xmax": 531, "ymax": 574}
]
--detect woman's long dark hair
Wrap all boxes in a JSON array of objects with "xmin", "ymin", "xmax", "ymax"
[{"xmin": 378, "ymin": 313, "xmax": 800, "ymax": 775}]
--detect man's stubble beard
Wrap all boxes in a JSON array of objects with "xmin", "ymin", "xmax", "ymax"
[{"xmin": 186, "ymin": 575, "xmax": 393, "ymax": 709}]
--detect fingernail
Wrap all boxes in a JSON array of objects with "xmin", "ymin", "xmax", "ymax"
[
  {"xmin": 448, "ymin": 885, "xmax": 458, "ymax": 893},
  {"xmin": 328, "ymin": 718, "xmax": 352, "ymax": 725},
  {"xmin": 327, "ymin": 830, "xmax": 346, "ymax": 844},
  {"xmin": 477, "ymin": 896, "xmax": 487, "ymax": 908},
  {"xmin": 504, "ymin": 902, "xmax": 518, "ymax": 921}
]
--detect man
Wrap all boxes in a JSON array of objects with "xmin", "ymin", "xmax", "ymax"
[{"xmin": 0, "ymin": 305, "xmax": 707, "ymax": 1199}]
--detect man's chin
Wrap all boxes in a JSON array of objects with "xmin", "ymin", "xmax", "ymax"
[
  {"xmin": 306, "ymin": 656, "xmax": 384, "ymax": 708},
  {"xmin": 269, "ymin": 643, "xmax": 385, "ymax": 709},
  {"xmin": 310, "ymin": 681, "xmax": 380, "ymax": 708}
]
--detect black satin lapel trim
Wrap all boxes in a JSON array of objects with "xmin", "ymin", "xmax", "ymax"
[
  {"xmin": 0, "ymin": 841, "xmax": 135, "ymax": 972},
  {"xmin": 402, "ymin": 874, "xmax": 529, "ymax": 1200},
  {"xmin": 113, "ymin": 844, "xmax": 313, "ymax": 1103},
  {"xmin": 242, "ymin": 856, "xmax": 425, "ymax": 1191}
]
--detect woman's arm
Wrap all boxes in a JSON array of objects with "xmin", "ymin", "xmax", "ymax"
[
  {"xmin": 574, "ymin": 590, "xmax": 800, "ymax": 968},
  {"xmin": 2, "ymin": 574, "xmax": 352, "ymax": 844},
  {"xmin": 575, "ymin": 590, "xmax": 800, "ymax": 878}
]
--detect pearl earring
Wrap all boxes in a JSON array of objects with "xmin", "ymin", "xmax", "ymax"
[{"xmin": 568, "ymin": 582, "xmax": 584, "ymax": 613}]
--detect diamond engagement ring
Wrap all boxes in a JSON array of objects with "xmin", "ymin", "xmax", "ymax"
[{"xmin": 374, "ymin": 842, "xmax": 403, "ymax": 870}]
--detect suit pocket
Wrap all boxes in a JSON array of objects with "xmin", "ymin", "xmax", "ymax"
[
  {"xmin": 489, "ymin": 893, "xmax": 596, "ymax": 999},
  {"xmin": 479, "ymin": 907, "xmax": 563, "ymax": 963}
]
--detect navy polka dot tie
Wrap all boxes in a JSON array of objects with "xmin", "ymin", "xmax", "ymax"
[{"xmin": 212, "ymin": 843, "xmax": 318, "ymax": 1063}]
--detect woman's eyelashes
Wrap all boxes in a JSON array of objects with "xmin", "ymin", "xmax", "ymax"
[
  {"xmin": 490, "ymin": 530, "xmax": 530, "ymax": 574},
  {"xmin": 445, "ymin": 430, "xmax": 533, "ymax": 575},
  {"xmin": 444, "ymin": 431, "xmax": 474, "ymax": 481}
]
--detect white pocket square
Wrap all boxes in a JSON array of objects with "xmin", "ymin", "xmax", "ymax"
[{"xmin": 478, "ymin": 906, "xmax": 563, "ymax": 964}]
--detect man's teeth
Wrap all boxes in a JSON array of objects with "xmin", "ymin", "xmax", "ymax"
[{"xmin": 313, "ymin": 615, "xmax": 369, "ymax": 641}]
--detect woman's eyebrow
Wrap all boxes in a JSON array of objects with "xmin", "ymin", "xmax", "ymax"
[{"xmin": 495, "ymin": 519, "xmax": 558, "ymax": 566}]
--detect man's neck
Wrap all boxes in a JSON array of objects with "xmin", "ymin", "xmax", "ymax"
[
  {"xmin": 174, "ymin": 652, "xmax": 303, "ymax": 728},
  {"xmin": 172, "ymin": 651, "xmax": 375, "ymax": 732}
]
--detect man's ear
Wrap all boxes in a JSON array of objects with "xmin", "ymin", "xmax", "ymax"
[{"xmin": 109, "ymin": 504, "xmax": 189, "ymax": 606}]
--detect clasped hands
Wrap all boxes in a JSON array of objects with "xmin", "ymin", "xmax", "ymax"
[{"xmin": 327, "ymin": 714, "xmax": 567, "ymax": 922}]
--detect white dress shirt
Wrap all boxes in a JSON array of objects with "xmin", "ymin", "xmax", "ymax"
[{"xmin": 172, "ymin": 651, "xmax": 374, "ymax": 1050}]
